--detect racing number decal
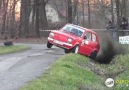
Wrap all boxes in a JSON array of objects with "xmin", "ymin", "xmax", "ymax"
[
  {"xmin": 81, "ymin": 40, "xmax": 89, "ymax": 46},
  {"xmin": 85, "ymin": 40, "xmax": 89, "ymax": 45}
]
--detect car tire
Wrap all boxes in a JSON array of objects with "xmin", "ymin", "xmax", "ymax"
[
  {"xmin": 4, "ymin": 41, "xmax": 13, "ymax": 46},
  {"xmin": 47, "ymin": 41, "xmax": 53, "ymax": 48},
  {"xmin": 90, "ymin": 51, "xmax": 97, "ymax": 60},
  {"xmin": 72, "ymin": 45, "xmax": 79, "ymax": 53},
  {"xmin": 64, "ymin": 49, "xmax": 71, "ymax": 53}
]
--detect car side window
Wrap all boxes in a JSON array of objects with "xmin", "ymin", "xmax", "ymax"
[
  {"xmin": 85, "ymin": 32, "xmax": 92, "ymax": 41},
  {"xmin": 92, "ymin": 34, "xmax": 97, "ymax": 42}
]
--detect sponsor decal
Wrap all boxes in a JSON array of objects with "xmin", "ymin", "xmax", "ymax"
[
  {"xmin": 119, "ymin": 36, "xmax": 129, "ymax": 44},
  {"xmin": 105, "ymin": 78, "xmax": 114, "ymax": 87}
]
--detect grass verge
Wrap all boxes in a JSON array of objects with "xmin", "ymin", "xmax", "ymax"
[
  {"xmin": 113, "ymin": 54, "xmax": 129, "ymax": 90},
  {"xmin": 95, "ymin": 53, "xmax": 129, "ymax": 90},
  {"xmin": 21, "ymin": 45, "xmax": 129, "ymax": 90},
  {"xmin": 0, "ymin": 45, "xmax": 30, "ymax": 55},
  {"xmin": 21, "ymin": 54, "xmax": 106, "ymax": 90}
]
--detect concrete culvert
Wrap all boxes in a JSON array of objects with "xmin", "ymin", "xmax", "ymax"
[{"xmin": 95, "ymin": 36, "xmax": 127, "ymax": 64}]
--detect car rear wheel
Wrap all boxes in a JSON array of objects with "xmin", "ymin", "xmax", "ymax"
[
  {"xmin": 72, "ymin": 45, "xmax": 79, "ymax": 53},
  {"xmin": 64, "ymin": 49, "xmax": 71, "ymax": 53},
  {"xmin": 90, "ymin": 51, "xmax": 97, "ymax": 60},
  {"xmin": 47, "ymin": 41, "xmax": 53, "ymax": 48}
]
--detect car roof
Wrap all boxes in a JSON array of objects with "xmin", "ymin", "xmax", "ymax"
[{"xmin": 66, "ymin": 23, "xmax": 97, "ymax": 35}]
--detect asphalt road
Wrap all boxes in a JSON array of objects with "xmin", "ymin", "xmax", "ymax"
[{"xmin": 0, "ymin": 43, "xmax": 64, "ymax": 90}]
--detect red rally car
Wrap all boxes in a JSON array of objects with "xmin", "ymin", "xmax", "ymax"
[{"xmin": 47, "ymin": 24, "xmax": 100, "ymax": 59}]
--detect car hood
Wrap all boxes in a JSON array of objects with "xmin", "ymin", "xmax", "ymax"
[{"xmin": 52, "ymin": 30, "xmax": 77, "ymax": 40}]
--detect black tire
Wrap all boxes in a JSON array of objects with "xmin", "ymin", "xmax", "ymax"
[
  {"xmin": 90, "ymin": 51, "xmax": 97, "ymax": 60},
  {"xmin": 4, "ymin": 41, "xmax": 13, "ymax": 46},
  {"xmin": 64, "ymin": 49, "xmax": 71, "ymax": 53},
  {"xmin": 47, "ymin": 41, "xmax": 53, "ymax": 48},
  {"xmin": 72, "ymin": 45, "xmax": 79, "ymax": 53}
]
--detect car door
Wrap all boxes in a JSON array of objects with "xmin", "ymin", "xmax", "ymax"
[
  {"xmin": 79, "ymin": 32, "xmax": 93, "ymax": 56},
  {"xmin": 90, "ymin": 33, "xmax": 99, "ymax": 52}
]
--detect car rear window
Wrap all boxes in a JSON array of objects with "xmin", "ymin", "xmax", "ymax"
[
  {"xmin": 62, "ymin": 25, "xmax": 85, "ymax": 37},
  {"xmin": 92, "ymin": 34, "xmax": 97, "ymax": 42}
]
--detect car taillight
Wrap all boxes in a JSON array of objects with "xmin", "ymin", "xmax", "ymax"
[
  {"xmin": 49, "ymin": 33, "xmax": 54, "ymax": 38},
  {"xmin": 67, "ymin": 38, "xmax": 72, "ymax": 44}
]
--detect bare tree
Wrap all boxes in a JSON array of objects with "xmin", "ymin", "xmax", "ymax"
[
  {"xmin": 87, "ymin": 0, "xmax": 91, "ymax": 28},
  {"xmin": 115, "ymin": 0, "xmax": 121, "ymax": 29},
  {"xmin": 0, "ymin": 0, "xmax": 2, "ymax": 9},
  {"xmin": 121, "ymin": 0, "xmax": 127, "ymax": 18},
  {"xmin": 18, "ymin": 0, "xmax": 49, "ymax": 38},
  {"xmin": 67, "ymin": 0, "xmax": 72, "ymax": 23},
  {"xmin": 10, "ymin": 0, "xmax": 17, "ymax": 38},
  {"xmin": 35, "ymin": 0, "xmax": 40, "ymax": 37},
  {"xmin": 82, "ymin": 0, "xmax": 85, "ymax": 26},
  {"xmin": 39, "ymin": 0, "xmax": 49, "ymax": 30},
  {"xmin": 37, "ymin": 0, "xmax": 49, "ymax": 37},
  {"xmin": 1, "ymin": 0, "xmax": 9, "ymax": 34},
  {"xmin": 72, "ymin": 0, "xmax": 78, "ymax": 23},
  {"xmin": 111, "ymin": 0, "xmax": 114, "ymax": 24},
  {"xmin": 1, "ymin": 0, "xmax": 129, "ymax": 38},
  {"xmin": 65, "ymin": 0, "xmax": 68, "ymax": 23}
]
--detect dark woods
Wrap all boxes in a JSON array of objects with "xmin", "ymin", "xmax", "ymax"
[{"xmin": 0, "ymin": 0, "xmax": 128, "ymax": 38}]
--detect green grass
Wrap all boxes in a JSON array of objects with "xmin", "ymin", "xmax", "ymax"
[
  {"xmin": 114, "ymin": 71, "xmax": 129, "ymax": 90},
  {"xmin": 95, "ymin": 53, "xmax": 129, "ymax": 90},
  {"xmin": 113, "ymin": 54, "xmax": 129, "ymax": 90},
  {"xmin": 21, "ymin": 54, "xmax": 105, "ymax": 90},
  {"xmin": 97, "ymin": 54, "xmax": 129, "ymax": 74},
  {"xmin": 0, "ymin": 45, "xmax": 30, "ymax": 55},
  {"xmin": 21, "ymin": 44, "xmax": 129, "ymax": 90}
]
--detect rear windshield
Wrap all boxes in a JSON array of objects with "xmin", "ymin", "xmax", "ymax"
[{"xmin": 62, "ymin": 25, "xmax": 85, "ymax": 37}]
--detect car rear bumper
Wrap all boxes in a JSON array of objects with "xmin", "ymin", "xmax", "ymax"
[{"xmin": 48, "ymin": 37, "xmax": 73, "ymax": 49}]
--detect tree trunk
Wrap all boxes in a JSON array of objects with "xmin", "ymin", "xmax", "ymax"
[
  {"xmin": 115, "ymin": 0, "xmax": 120, "ymax": 30},
  {"xmin": 10, "ymin": 0, "xmax": 16, "ymax": 38},
  {"xmin": 65, "ymin": 0, "xmax": 68, "ymax": 23},
  {"xmin": 19, "ymin": 0, "xmax": 31, "ymax": 38},
  {"xmin": 0, "ymin": 0, "xmax": 2, "ymax": 9},
  {"xmin": 67, "ymin": 0, "xmax": 72, "ymax": 23},
  {"xmin": 39, "ymin": 0, "xmax": 48, "ymax": 37},
  {"xmin": 111, "ymin": 0, "xmax": 114, "ymax": 24},
  {"xmin": 82, "ymin": 0, "xmax": 84, "ymax": 26},
  {"xmin": 88, "ymin": 0, "xmax": 91, "ymax": 28},
  {"xmin": 31, "ymin": 0, "xmax": 36, "ymax": 37},
  {"xmin": 72, "ymin": 0, "xmax": 78, "ymax": 23},
  {"xmin": 122, "ymin": 0, "xmax": 127, "ymax": 18},
  {"xmin": 1, "ymin": 0, "xmax": 9, "ymax": 34},
  {"xmin": 35, "ymin": 0, "xmax": 40, "ymax": 38}
]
